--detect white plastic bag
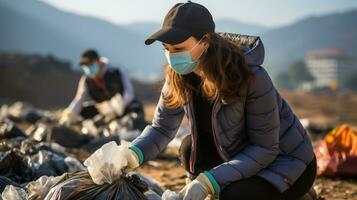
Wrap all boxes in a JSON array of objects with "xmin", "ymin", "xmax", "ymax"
[
  {"xmin": 161, "ymin": 190, "xmax": 182, "ymax": 200},
  {"xmin": 64, "ymin": 156, "xmax": 86, "ymax": 172},
  {"xmin": 1, "ymin": 185, "xmax": 28, "ymax": 200},
  {"xmin": 95, "ymin": 101, "xmax": 116, "ymax": 119},
  {"xmin": 109, "ymin": 94, "xmax": 125, "ymax": 116},
  {"xmin": 26, "ymin": 175, "xmax": 64, "ymax": 199},
  {"xmin": 95, "ymin": 94, "xmax": 125, "ymax": 118},
  {"xmin": 83, "ymin": 141, "xmax": 131, "ymax": 185}
]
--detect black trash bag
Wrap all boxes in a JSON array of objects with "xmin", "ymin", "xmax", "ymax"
[
  {"xmin": 0, "ymin": 136, "xmax": 27, "ymax": 152},
  {"xmin": 0, "ymin": 119, "xmax": 26, "ymax": 140},
  {"xmin": 29, "ymin": 150, "xmax": 69, "ymax": 179},
  {"xmin": 27, "ymin": 124, "xmax": 92, "ymax": 148},
  {"xmin": 81, "ymin": 135, "xmax": 120, "ymax": 153},
  {"xmin": 0, "ymin": 138, "xmax": 72, "ymax": 184},
  {"xmin": 23, "ymin": 110, "xmax": 50, "ymax": 124},
  {"xmin": 44, "ymin": 171, "xmax": 148, "ymax": 200},
  {"xmin": 130, "ymin": 172, "xmax": 164, "ymax": 196},
  {"xmin": 49, "ymin": 125, "xmax": 92, "ymax": 148},
  {"xmin": 4, "ymin": 101, "xmax": 53, "ymax": 124},
  {"xmin": 0, "ymin": 149, "xmax": 32, "ymax": 183},
  {"xmin": 116, "ymin": 112, "xmax": 147, "ymax": 133},
  {"xmin": 20, "ymin": 139, "xmax": 66, "ymax": 157},
  {"xmin": 0, "ymin": 176, "xmax": 21, "ymax": 193}
]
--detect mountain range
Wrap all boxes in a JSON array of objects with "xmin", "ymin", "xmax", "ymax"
[{"xmin": 1, "ymin": 0, "xmax": 356, "ymax": 80}]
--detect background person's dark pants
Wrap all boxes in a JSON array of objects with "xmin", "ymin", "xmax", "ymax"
[{"xmin": 179, "ymin": 135, "xmax": 317, "ymax": 200}]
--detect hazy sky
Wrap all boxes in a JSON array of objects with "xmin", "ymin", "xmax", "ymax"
[{"xmin": 41, "ymin": 0, "xmax": 357, "ymax": 27}]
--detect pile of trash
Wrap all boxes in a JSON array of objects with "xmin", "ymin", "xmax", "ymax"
[
  {"xmin": 0, "ymin": 101, "xmax": 147, "ymax": 152},
  {"xmin": 0, "ymin": 141, "xmax": 181, "ymax": 200},
  {"xmin": 0, "ymin": 102, "xmax": 184, "ymax": 199},
  {"xmin": 0, "ymin": 135, "xmax": 84, "ymax": 186},
  {"xmin": 314, "ymin": 124, "xmax": 357, "ymax": 178},
  {"xmin": 0, "ymin": 102, "xmax": 54, "ymax": 124}
]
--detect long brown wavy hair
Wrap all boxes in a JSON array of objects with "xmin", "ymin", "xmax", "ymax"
[{"xmin": 163, "ymin": 32, "xmax": 255, "ymax": 108}]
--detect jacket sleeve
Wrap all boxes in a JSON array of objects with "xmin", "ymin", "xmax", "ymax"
[
  {"xmin": 66, "ymin": 76, "xmax": 91, "ymax": 115},
  {"xmin": 130, "ymin": 78, "xmax": 185, "ymax": 163},
  {"xmin": 209, "ymin": 66, "xmax": 280, "ymax": 189}
]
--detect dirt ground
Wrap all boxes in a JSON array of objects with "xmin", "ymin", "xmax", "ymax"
[
  {"xmin": 12, "ymin": 91, "xmax": 357, "ymax": 199},
  {"xmin": 137, "ymin": 91, "xmax": 357, "ymax": 200}
]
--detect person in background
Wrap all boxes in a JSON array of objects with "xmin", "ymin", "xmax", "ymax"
[{"xmin": 60, "ymin": 49, "xmax": 145, "ymax": 129}]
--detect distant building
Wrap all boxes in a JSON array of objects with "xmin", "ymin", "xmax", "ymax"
[{"xmin": 305, "ymin": 49, "xmax": 355, "ymax": 91}]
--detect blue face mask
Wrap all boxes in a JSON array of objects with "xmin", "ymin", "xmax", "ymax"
[
  {"xmin": 82, "ymin": 64, "xmax": 99, "ymax": 77},
  {"xmin": 165, "ymin": 38, "xmax": 205, "ymax": 75}
]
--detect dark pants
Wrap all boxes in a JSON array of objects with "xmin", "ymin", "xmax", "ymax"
[{"xmin": 179, "ymin": 135, "xmax": 317, "ymax": 200}]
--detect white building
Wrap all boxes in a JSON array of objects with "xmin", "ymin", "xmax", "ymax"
[{"xmin": 305, "ymin": 49, "xmax": 355, "ymax": 90}]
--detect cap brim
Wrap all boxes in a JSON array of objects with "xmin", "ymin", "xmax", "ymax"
[{"xmin": 145, "ymin": 27, "xmax": 192, "ymax": 45}]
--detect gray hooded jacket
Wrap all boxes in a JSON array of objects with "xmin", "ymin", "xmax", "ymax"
[{"xmin": 131, "ymin": 33, "xmax": 315, "ymax": 192}]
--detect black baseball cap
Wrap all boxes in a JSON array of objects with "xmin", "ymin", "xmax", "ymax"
[
  {"xmin": 145, "ymin": 1, "xmax": 215, "ymax": 45},
  {"xmin": 79, "ymin": 49, "xmax": 99, "ymax": 65}
]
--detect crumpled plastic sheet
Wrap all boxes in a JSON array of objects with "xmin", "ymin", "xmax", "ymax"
[
  {"xmin": 26, "ymin": 174, "xmax": 66, "ymax": 200},
  {"xmin": 161, "ymin": 190, "xmax": 182, "ymax": 200},
  {"xmin": 64, "ymin": 157, "xmax": 85, "ymax": 173},
  {"xmin": 83, "ymin": 141, "xmax": 130, "ymax": 185},
  {"xmin": 0, "ymin": 176, "xmax": 20, "ymax": 194},
  {"xmin": 1, "ymin": 185, "xmax": 28, "ymax": 200}
]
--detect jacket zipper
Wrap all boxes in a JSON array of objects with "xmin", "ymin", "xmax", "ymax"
[
  {"xmin": 189, "ymin": 98, "xmax": 230, "ymax": 175},
  {"xmin": 211, "ymin": 99, "xmax": 229, "ymax": 162},
  {"xmin": 188, "ymin": 102, "xmax": 197, "ymax": 174}
]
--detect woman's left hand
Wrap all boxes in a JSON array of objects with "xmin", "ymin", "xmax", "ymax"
[{"xmin": 179, "ymin": 173, "xmax": 216, "ymax": 200}]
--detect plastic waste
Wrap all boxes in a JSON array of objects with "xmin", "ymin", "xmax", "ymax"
[
  {"xmin": 81, "ymin": 119, "xmax": 99, "ymax": 136},
  {"xmin": 161, "ymin": 190, "xmax": 182, "ymax": 200},
  {"xmin": 64, "ymin": 157, "xmax": 85, "ymax": 173},
  {"xmin": 81, "ymin": 135, "xmax": 120, "ymax": 153},
  {"xmin": 1, "ymin": 102, "xmax": 51, "ymax": 124},
  {"xmin": 0, "ymin": 176, "xmax": 20, "ymax": 193},
  {"xmin": 44, "ymin": 171, "xmax": 148, "ymax": 200},
  {"xmin": 83, "ymin": 141, "xmax": 130, "ymax": 185},
  {"xmin": 1, "ymin": 185, "xmax": 28, "ymax": 200},
  {"xmin": 29, "ymin": 150, "xmax": 69, "ymax": 178},
  {"xmin": 314, "ymin": 124, "xmax": 357, "ymax": 177},
  {"xmin": 0, "ymin": 119, "xmax": 26, "ymax": 140},
  {"xmin": 0, "ymin": 138, "xmax": 81, "ymax": 183},
  {"xmin": 26, "ymin": 175, "xmax": 65, "ymax": 200},
  {"xmin": 130, "ymin": 172, "xmax": 163, "ymax": 196},
  {"xmin": 27, "ymin": 124, "xmax": 92, "ymax": 148}
]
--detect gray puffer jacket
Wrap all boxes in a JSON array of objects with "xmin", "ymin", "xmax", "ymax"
[{"xmin": 131, "ymin": 33, "xmax": 315, "ymax": 192}]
